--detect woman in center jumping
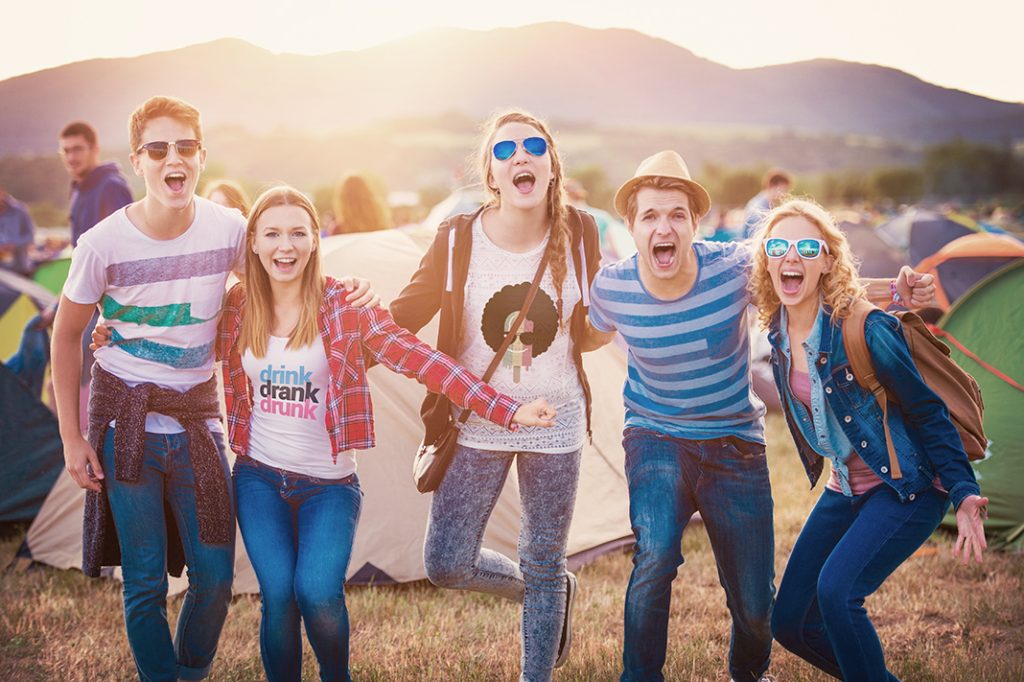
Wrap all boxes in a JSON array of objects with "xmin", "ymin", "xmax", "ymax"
[{"xmin": 390, "ymin": 110, "xmax": 602, "ymax": 681}]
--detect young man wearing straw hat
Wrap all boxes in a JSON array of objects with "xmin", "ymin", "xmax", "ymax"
[{"xmin": 583, "ymin": 151, "xmax": 935, "ymax": 682}]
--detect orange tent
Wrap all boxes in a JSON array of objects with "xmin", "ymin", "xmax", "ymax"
[{"xmin": 914, "ymin": 233, "xmax": 1024, "ymax": 310}]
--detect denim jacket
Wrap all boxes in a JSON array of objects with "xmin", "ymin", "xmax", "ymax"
[
  {"xmin": 776, "ymin": 306, "xmax": 858, "ymax": 495},
  {"xmin": 768, "ymin": 305, "xmax": 980, "ymax": 511}
]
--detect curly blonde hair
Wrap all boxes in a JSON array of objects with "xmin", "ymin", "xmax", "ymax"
[
  {"xmin": 477, "ymin": 110, "xmax": 571, "ymax": 329},
  {"xmin": 749, "ymin": 197, "xmax": 866, "ymax": 329}
]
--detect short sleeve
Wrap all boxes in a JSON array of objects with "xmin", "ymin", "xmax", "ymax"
[
  {"xmin": 230, "ymin": 213, "xmax": 247, "ymax": 274},
  {"xmin": 62, "ymin": 240, "xmax": 107, "ymax": 305},
  {"xmin": 587, "ymin": 271, "xmax": 616, "ymax": 333}
]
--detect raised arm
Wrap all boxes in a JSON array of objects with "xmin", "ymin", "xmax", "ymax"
[
  {"xmin": 861, "ymin": 266, "xmax": 936, "ymax": 309},
  {"xmin": 358, "ymin": 305, "xmax": 538, "ymax": 429}
]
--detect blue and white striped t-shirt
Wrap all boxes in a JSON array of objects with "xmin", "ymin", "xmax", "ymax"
[{"xmin": 588, "ymin": 241, "xmax": 766, "ymax": 443}]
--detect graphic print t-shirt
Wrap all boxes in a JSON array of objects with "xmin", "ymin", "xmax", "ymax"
[
  {"xmin": 456, "ymin": 215, "xmax": 585, "ymax": 454},
  {"xmin": 63, "ymin": 197, "xmax": 246, "ymax": 433},
  {"xmin": 242, "ymin": 336, "xmax": 356, "ymax": 479}
]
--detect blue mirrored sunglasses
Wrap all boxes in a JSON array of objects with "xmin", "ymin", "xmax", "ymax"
[
  {"xmin": 764, "ymin": 237, "xmax": 830, "ymax": 259},
  {"xmin": 492, "ymin": 137, "xmax": 548, "ymax": 161}
]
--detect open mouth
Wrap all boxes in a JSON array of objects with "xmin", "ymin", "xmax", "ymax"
[
  {"xmin": 164, "ymin": 172, "xmax": 186, "ymax": 193},
  {"xmin": 513, "ymin": 172, "xmax": 536, "ymax": 194},
  {"xmin": 273, "ymin": 257, "xmax": 297, "ymax": 273},
  {"xmin": 780, "ymin": 270, "xmax": 804, "ymax": 295},
  {"xmin": 651, "ymin": 242, "xmax": 677, "ymax": 268}
]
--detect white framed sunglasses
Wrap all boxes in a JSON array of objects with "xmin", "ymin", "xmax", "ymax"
[{"xmin": 764, "ymin": 237, "xmax": 830, "ymax": 259}]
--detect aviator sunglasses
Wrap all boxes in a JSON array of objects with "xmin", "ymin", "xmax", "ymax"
[
  {"xmin": 764, "ymin": 237, "xmax": 831, "ymax": 259},
  {"xmin": 492, "ymin": 137, "xmax": 548, "ymax": 161},
  {"xmin": 135, "ymin": 139, "xmax": 202, "ymax": 161}
]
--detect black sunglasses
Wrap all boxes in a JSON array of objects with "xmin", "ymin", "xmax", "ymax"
[{"xmin": 135, "ymin": 139, "xmax": 202, "ymax": 160}]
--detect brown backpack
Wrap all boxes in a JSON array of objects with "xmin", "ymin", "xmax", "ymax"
[{"xmin": 841, "ymin": 299, "xmax": 987, "ymax": 480}]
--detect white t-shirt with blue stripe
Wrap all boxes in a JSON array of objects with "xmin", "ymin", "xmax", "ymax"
[{"xmin": 588, "ymin": 241, "xmax": 765, "ymax": 443}]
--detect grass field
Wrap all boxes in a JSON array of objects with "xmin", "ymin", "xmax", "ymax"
[{"xmin": 2, "ymin": 414, "xmax": 1022, "ymax": 681}]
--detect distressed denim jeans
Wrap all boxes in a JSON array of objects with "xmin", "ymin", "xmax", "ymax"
[
  {"xmin": 424, "ymin": 443, "xmax": 582, "ymax": 682},
  {"xmin": 620, "ymin": 427, "xmax": 775, "ymax": 682}
]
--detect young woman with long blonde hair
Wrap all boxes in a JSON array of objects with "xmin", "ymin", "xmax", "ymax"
[
  {"xmin": 218, "ymin": 185, "xmax": 555, "ymax": 682},
  {"xmin": 749, "ymin": 198, "xmax": 987, "ymax": 682}
]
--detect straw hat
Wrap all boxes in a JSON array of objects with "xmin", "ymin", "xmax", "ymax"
[{"xmin": 613, "ymin": 150, "xmax": 711, "ymax": 220}]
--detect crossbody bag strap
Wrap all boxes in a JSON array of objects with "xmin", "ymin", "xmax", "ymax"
[{"xmin": 453, "ymin": 247, "xmax": 551, "ymax": 426}]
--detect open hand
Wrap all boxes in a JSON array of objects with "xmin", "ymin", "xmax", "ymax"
[
  {"xmin": 512, "ymin": 398, "xmax": 557, "ymax": 428},
  {"xmin": 896, "ymin": 266, "xmax": 936, "ymax": 308},
  {"xmin": 953, "ymin": 495, "xmax": 988, "ymax": 565}
]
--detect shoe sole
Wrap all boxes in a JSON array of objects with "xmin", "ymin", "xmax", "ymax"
[{"xmin": 554, "ymin": 572, "xmax": 578, "ymax": 668}]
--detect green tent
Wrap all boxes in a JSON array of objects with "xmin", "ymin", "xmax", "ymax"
[
  {"xmin": 33, "ymin": 256, "xmax": 71, "ymax": 296},
  {"xmin": 939, "ymin": 259, "xmax": 1024, "ymax": 548}
]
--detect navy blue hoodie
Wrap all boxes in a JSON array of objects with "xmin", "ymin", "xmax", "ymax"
[{"xmin": 69, "ymin": 162, "xmax": 133, "ymax": 246}]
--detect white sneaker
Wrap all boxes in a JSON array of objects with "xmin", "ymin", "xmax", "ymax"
[{"xmin": 553, "ymin": 571, "xmax": 578, "ymax": 668}]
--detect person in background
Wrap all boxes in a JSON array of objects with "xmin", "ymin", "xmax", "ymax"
[
  {"xmin": 203, "ymin": 179, "xmax": 251, "ymax": 217},
  {"xmin": 749, "ymin": 197, "xmax": 987, "ymax": 682},
  {"xmin": 742, "ymin": 169, "xmax": 793, "ymax": 240},
  {"xmin": 0, "ymin": 187, "xmax": 35, "ymax": 275},
  {"xmin": 330, "ymin": 173, "xmax": 392, "ymax": 234},
  {"xmin": 59, "ymin": 121, "xmax": 134, "ymax": 247},
  {"xmin": 565, "ymin": 178, "xmax": 634, "ymax": 262},
  {"xmin": 53, "ymin": 121, "xmax": 135, "ymax": 411}
]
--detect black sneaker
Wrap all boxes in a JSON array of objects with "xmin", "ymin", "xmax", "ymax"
[{"xmin": 554, "ymin": 571, "xmax": 578, "ymax": 668}]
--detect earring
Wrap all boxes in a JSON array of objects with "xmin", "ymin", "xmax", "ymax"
[{"xmin": 549, "ymin": 178, "xmax": 555, "ymax": 187}]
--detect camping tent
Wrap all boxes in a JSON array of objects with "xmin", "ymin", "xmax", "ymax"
[
  {"xmin": 876, "ymin": 209, "xmax": 981, "ymax": 265},
  {"xmin": 937, "ymin": 260, "xmax": 1024, "ymax": 548},
  {"xmin": 839, "ymin": 220, "xmax": 909, "ymax": 278},
  {"xmin": 16, "ymin": 224, "xmax": 635, "ymax": 592},
  {"xmin": 914, "ymin": 233, "xmax": 1024, "ymax": 310},
  {"xmin": 0, "ymin": 361, "xmax": 64, "ymax": 524}
]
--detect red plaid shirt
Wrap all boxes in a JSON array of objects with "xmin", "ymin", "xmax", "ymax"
[{"xmin": 218, "ymin": 277, "xmax": 521, "ymax": 461}]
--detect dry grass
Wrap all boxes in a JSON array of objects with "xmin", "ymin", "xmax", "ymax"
[{"xmin": 2, "ymin": 414, "xmax": 1022, "ymax": 681}]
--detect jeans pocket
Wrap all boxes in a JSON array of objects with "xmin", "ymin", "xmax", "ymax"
[{"xmin": 723, "ymin": 438, "xmax": 766, "ymax": 460}]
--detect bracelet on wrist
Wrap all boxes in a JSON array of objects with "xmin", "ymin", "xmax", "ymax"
[{"xmin": 890, "ymin": 279, "xmax": 904, "ymax": 306}]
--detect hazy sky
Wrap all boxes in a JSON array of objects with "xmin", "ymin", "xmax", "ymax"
[{"xmin": 5, "ymin": 0, "xmax": 1022, "ymax": 103}]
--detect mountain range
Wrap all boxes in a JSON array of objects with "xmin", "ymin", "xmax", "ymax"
[{"xmin": 2, "ymin": 22, "xmax": 1022, "ymax": 156}]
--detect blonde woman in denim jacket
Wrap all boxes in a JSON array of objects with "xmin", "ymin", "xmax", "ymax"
[{"xmin": 749, "ymin": 198, "xmax": 988, "ymax": 682}]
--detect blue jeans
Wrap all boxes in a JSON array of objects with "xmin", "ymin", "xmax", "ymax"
[
  {"xmin": 102, "ymin": 428, "xmax": 235, "ymax": 682},
  {"xmin": 621, "ymin": 428, "xmax": 775, "ymax": 682},
  {"xmin": 233, "ymin": 455, "xmax": 362, "ymax": 682},
  {"xmin": 424, "ymin": 443, "xmax": 581, "ymax": 682},
  {"xmin": 771, "ymin": 485, "xmax": 948, "ymax": 682}
]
